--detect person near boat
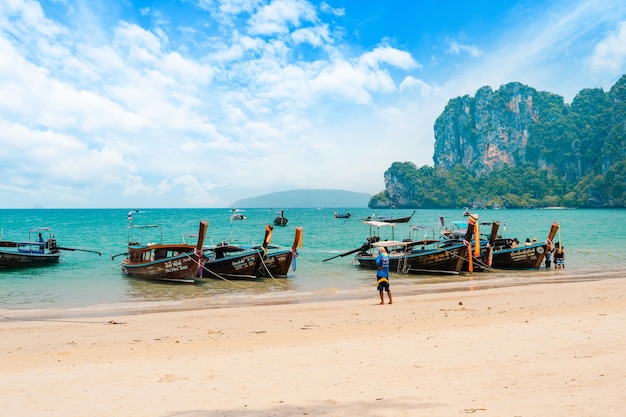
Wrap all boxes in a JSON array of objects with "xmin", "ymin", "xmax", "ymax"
[
  {"xmin": 376, "ymin": 247, "xmax": 392, "ymax": 305},
  {"xmin": 37, "ymin": 233, "xmax": 44, "ymax": 252},
  {"xmin": 554, "ymin": 242, "xmax": 565, "ymax": 268},
  {"xmin": 545, "ymin": 245, "xmax": 553, "ymax": 268}
]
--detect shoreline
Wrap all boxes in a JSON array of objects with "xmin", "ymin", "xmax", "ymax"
[
  {"xmin": 2, "ymin": 275, "xmax": 625, "ymax": 416},
  {"xmin": 1, "ymin": 266, "xmax": 622, "ymax": 321}
]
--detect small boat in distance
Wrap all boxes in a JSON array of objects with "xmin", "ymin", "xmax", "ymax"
[
  {"xmin": 0, "ymin": 227, "xmax": 101, "ymax": 270},
  {"xmin": 334, "ymin": 210, "xmax": 351, "ymax": 219},
  {"xmin": 119, "ymin": 221, "xmax": 208, "ymax": 284},
  {"xmin": 274, "ymin": 210, "xmax": 288, "ymax": 226},
  {"xmin": 362, "ymin": 210, "xmax": 415, "ymax": 223},
  {"xmin": 230, "ymin": 208, "xmax": 247, "ymax": 221}
]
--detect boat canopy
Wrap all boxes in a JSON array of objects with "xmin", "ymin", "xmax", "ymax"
[
  {"xmin": 372, "ymin": 240, "xmax": 410, "ymax": 247},
  {"xmin": 364, "ymin": 220, "xmax": 396, "ymax": 228}
]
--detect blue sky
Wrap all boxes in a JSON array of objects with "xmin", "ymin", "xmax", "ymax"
[{"xmin": 1, "ymin": 0, "xmax": 625, "ymax": 208}]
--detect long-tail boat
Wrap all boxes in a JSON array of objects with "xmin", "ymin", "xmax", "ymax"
[
  {"xmin": 441, "ymin": 213, "xmax": 560, "ymax": 270},
  {"xmin": 274, "ymin": 210, "xmax": 288, "ymax": 226},
  {"xmin": 120, "ymin": 221, "xmax": 208, "ymax": 284},
  {"xmin": 326, "ymin": 220, "xmax": 466, "ymax": 275},
  {"xmin": 488, "ymin": 221, "xmax": 560, "ymax": 269},
  {"xmin": 355, "ymin": 238, "xmax": 467, "ymax": 275},
  {"xmin": 362, "ymin": 210, "xmax": 415, "ymax": 223},
  {"xmin": 0, "ymin": 227, "xmax": 101, "ymax": 270},
  {"xmin": 256, "ymin": 226, "xmax": 302, "ymax": 277},
  {"xmin": 203, "ymin": 225, "xmax": 302, "ymax": 279},
  {"xmin": 334, "ymin": 210, "xmax": 351, "ymax": 219}
]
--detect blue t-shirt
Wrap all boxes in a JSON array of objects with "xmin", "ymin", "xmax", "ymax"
[{"xmin": 376, "ymin": 253, "xmax": 389, "ymax": 278}]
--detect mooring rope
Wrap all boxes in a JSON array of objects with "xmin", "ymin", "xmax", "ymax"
[
  {"xmin": 255, "ymin": 254, "xmax": 288, "ymax": 286},
  {"xmin": 182, "ymin": 251, "xmax": 249, "ymax": 288}
]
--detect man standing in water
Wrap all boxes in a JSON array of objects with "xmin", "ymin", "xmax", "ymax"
[{"xmin": 376, "ymin": 247, "xmax": 392, "ymax": 304}]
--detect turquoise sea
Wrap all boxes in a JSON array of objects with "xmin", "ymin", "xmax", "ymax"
[{"xmin": 1, "ymin": 208, "xmax": 625, "ymax": 319}]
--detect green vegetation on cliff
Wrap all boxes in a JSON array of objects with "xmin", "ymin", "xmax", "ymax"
[{"xmin": 371, "ymin": 74, "xmax": 626, "ymax": 209}]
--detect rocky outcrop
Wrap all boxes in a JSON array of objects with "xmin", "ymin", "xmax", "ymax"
[
  {"xmin": 434, "ymin": 82, "xmax": 543, "ymax": 175},
  {"xmin": 371, "ymin": 75, "xmax": 626, "ymax": 209}
]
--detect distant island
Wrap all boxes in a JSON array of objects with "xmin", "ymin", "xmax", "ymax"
[{"xmin": 231, "ymin": 189, "xmax": 371, "ymax": 208}]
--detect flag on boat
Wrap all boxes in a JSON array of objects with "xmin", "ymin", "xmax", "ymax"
[{"xmin": 128, "ymin": 211, "xmax": 133, "ymax": 225}]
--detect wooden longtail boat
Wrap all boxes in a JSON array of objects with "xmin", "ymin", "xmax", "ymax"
[
  {"xmin": 120, "ymin": 221, "xmax": 208, "ymax": 284},
  {"xmin": 203, "ymin": 225, "xmax": 303, "ymax": 279},
  {"xmin": 274, "ymin": 210, "xmax": 288, "ymax": 226},
  {"xmin": 202, "ymin": 224, "xmax": 275, "ymax": 280},
  {"xmin": 257, "ymin": 226, "xmax": 302, "ymax": 277},
  {"xmin": 441, "ymin": 214, "xmax": 561, "ymax": 270},
  {"xmin": 334, "ymin": 210, "xmax": 351, "ymax": 219},
  {"xmin": 489, "ymin": 221, "xmax": 560, "ymax": 269},
  {"xmin": 0, "ymin": 227, "xmax": 101, "ymax": 270},
  {"xmin": 326, "ymin": 220, "xmax": 465, "ymax": 275},
  {"xmin": 230, "ymin": 208, "xmax": 247, "ymax": 221},
  {"xmin": 202, "ymin": 243, "xmax": 260, "ymax": 279},
  {"xmin": 0, "ymin": 227, "xmax": 61, "ymax": 269},
  {"xmin": 355, "ymin": 239, "xmax": 467, "ymax": 275},
  {"xmin": 362, "ymin": 210, "xmax": 415, "ymax": 223}
]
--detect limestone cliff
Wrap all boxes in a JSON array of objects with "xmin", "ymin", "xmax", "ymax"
[
  {"xmin": 434, "ymin": 82, "xmax": 542, "ymax": 176},
  {"xmin": 371, "ymin": 75, "xmax": 626, "ymax": 208}
]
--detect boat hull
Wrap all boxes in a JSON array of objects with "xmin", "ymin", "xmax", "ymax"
[
  {"xmin": 491, "ymin": 243, "xmax": 549, "ymax": 269},
  {"xmin": 204, "ymin": 251, "xmax": 260, "ymax": 280},
  {"xmin": 257, "ymin": 249, "xmax": 294, "ymax": 277},
  {"xmin": 121, "ymin": 221, "xmax": 207, "ymax": 284},
  {"xmin": 0, "ymin": 250, "xmax": 61, "ymax": 269},
  {"xmin": 274, "ymin": 217, "xmax": 288, "ymax": 226},
  {"xmin": 356, "ymin": 244, "xmax": 467, "ymax": 275},
  {"xmin": 122, "ymin": 253, "xmax": 201, "ymax": 283}
]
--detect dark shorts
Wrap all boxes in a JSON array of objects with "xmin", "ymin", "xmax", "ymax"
[{"xmin": 377, "ymin": 277, "xmax": 390, "ymax": 292}]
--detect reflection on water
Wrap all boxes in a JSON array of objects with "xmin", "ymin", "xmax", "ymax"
[{"xmin": 123, "ymin": 274, "xmax": 299, "ymax": 302}]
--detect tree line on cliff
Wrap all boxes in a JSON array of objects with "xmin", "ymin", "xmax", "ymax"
[{"xmin": 370, "ymin": 74, "xmax": 626, "ymax": 209}]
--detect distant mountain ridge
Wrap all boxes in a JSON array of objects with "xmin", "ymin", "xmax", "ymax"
[{"xmin": 231, "ymin": 189, "xmax": 371, "ymax": 208}]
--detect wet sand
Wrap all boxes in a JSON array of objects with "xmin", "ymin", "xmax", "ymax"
[{"xmin": 1, "ymin": 275, "xmax": 625, "ymax": 416}]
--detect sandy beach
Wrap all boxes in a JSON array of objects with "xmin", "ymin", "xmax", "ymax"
[{"xmin": 1, "ymin": 276, "xmax": 625, "ymax": 417}]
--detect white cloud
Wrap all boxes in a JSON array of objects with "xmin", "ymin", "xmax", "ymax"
[
  {"xmin": 0, "ymin": 120, "xmax": 132, "ymax": 191},
  {"xmin": 291, "ymin": 25, "xmax": 330, "ymax": 46},
  {"xmin": 247, "ymin": 0, "xmax": 317, "ymax": 35},
  {"xmin": 434, "ymin": 0, "xmax": 626, "ymax": 102},
  {"xmin": 0, "ymin": 0, "xmax": 65, "ymax": 38},
  {"xmin": 446, "ymin": 40, "xmax": 481, "ymax": 57},
  {"xmin": 360, "ymin": 46, "xmax": 420, "ymax": 70},
  {"xmin": 589, "ymin": 21, "xmax": 626, "ymax": 73},
  {"xmin": 198, "ymin": 0, "xmax": 262, "ymax": 15},
  {"xmin": 320, "ymin": 2, "xmax": 344, "ymax": 17},
  {"xmin": 399, "ymin": 76, "xmax": 433, "ymax": 96}
]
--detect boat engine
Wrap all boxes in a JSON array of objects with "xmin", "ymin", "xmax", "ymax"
[{"xmin": 47, "ymin": 238, "xmax": 58, "ymax": 251}]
